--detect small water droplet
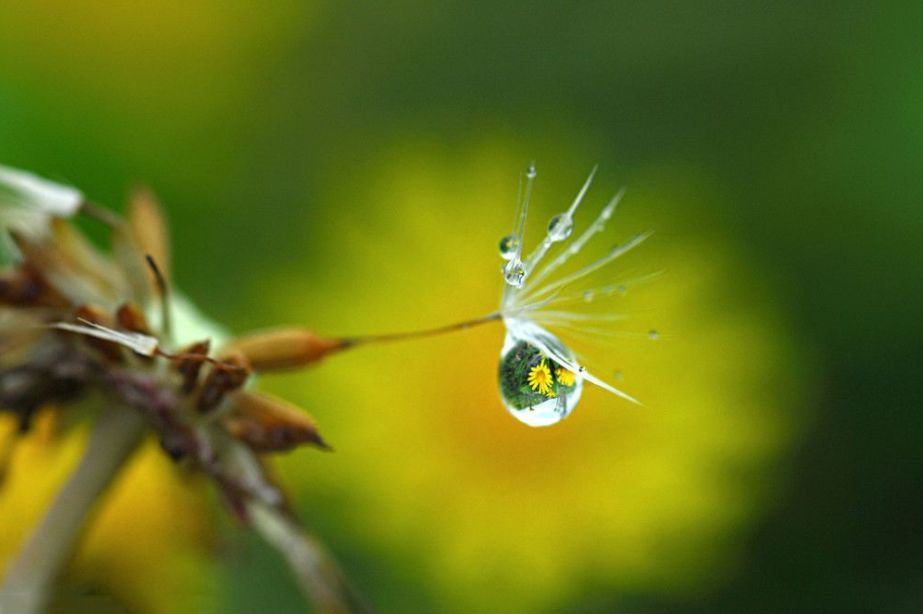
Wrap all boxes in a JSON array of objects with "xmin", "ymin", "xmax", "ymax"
[
  {"xmin": 578, "ymin": 365, "xmax": 587, "ymax": 373},
  {"xmin": 547, "ymin": 214, "xmax": 573, "ymax": 242},
  {"xmin": 616, "ymin": 284, "xmax": 627, "ymax": 295},
  {"xmin": 526, "ymin": 163, "xmax": 537, "ymax": 179},
  {"xmin": 583, "ymin": 291, "xmax": 594, "ymax": 302},
  {"xmin": 648, "ymin": 329, "xmax": 659, "ymax": 340},
  {"xmin": 498, "ymin": 334, "xmax": 582, "ymax": 427},
  {"xmin": 613, "ymin": 370, "xmax": 624, "ymax": 381},
  {"xmin": 503, "ymin": 258, "xmax": 526, "ymax": 287},
  {"xmin": 498, "ymin": 235, "xmax": 520, "ymax": 260}
]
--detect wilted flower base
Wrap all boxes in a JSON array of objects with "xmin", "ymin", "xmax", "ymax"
[{"xmin": 498, "ymin": 333, "xmax": 582, "ymax": 427}]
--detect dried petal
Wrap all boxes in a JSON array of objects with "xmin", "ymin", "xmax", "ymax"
[
  {"xmin": 52, "ymin": 219, "xmax": 129, "ymax": 299},
  {"xmin": 128, "ymin": 187, "xmax": 171, "ymax": 289},
  {"xmin": 225, "ymin": 390, "xmax": 329, "ymax": 452},
  {"xmin": 222, "ymin": 328, "xmax": 345, "ymax": 372},
  {"xmin": 0, "ymin": 165, "xmax": 83, "ymax": 217},
  {"xmin": 10, "ymin": 231, "xmax": 120, "ymax": 308}
]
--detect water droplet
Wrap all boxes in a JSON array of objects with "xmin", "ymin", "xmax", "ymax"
[
  {"xmin": 648, "ymin": 329, "xmax": 659, "ymax": 340},
  {"xmin": 616, "ymin": 284, "xmax": 627, "ymax": 295},
  {"xmin": 613, "ymin": 370, "xmax": 624, "ymax": 381},
  {"xmin": 547, "ymin": 214, "xmax": 573, "ymax": 242},
  {"xmin": 578, "ymin": 365, "xmax": 587, "ymax": 373},
  {"xmin": 502, "ymin": 258, "xmax": 526, "ymax": 287},
  {"xmin": 498, "ymin": 333, "xmax": 583, "ymax": 427},
  {"xmin": 526, "ymin": 163, "xmax": 537, "ymax": 179},
  {"xmin": 582, "ymin": 291, "xmax": 594, "ymax": 302},
  {"xmin": 498, "ymin": 235, "xmax": 520, "ymax": 260}
]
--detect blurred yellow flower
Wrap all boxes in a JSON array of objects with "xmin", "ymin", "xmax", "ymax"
[
  {"xmin": 0, "ymin": 411, "xmax": 217, "ymax": 613},
  {"xmin": 261, "ymin": 138, "xmax": 809, "ymax": 612},
  {"xmin": 527, "ymin": 360, "xmax": 554, "ymax": 396}
]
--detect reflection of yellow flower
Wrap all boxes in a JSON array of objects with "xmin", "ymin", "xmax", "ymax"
[
  {"xmin": 268, "ymin": 142, "xmax": 808, "ymax": 612},
  {"xmin": 555, "ymin": 367, "xmax": 575, "ymax": 387},
  {"xmin": 527, "ymin": 360, "xmax": 553, "ymax": 395}
]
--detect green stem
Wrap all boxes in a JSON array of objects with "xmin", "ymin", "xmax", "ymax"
[{"xmin": 0, "ymin": 406, "xmax": 147, "ymax": 614}]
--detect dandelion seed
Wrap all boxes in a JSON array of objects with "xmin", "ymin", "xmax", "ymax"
[{"xmin": 497, "ymin": 164, "xmax": 651, "ymax": 426}]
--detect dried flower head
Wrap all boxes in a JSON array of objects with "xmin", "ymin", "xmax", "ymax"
[{"xmin": 0, "ymin": 164, "xmax": 356, "ymax": 613}]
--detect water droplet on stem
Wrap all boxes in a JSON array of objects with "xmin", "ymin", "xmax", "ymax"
[
  {"xmin": 547, "ymin": 214, "xmax": 573, "ymax": 242},
  {"xmin": 499, "ymin": 235, "xmax": 520, "ymax": 260}
]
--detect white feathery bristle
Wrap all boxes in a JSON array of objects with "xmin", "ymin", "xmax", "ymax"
[{"xmin": 52, "ymin": 319, "xmax": 160, "ymax": 357}]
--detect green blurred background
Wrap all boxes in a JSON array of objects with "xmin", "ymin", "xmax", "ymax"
[{"xmin": 1, "ymin": 2, "xmax": 921, "ymax": 612}]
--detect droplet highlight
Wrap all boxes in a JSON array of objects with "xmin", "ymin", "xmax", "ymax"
[
  {"xmin": 547, "ymin": 214, "xmax": 573, "ymax": 242},
  {"xmin": 499, "ymin": 235, "xmax": 520, "ymax": 260}
]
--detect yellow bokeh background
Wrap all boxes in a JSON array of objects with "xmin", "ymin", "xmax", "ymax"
[{"xmin": 4, "ymin": 0, "xmax": 917, "ymax": 611}]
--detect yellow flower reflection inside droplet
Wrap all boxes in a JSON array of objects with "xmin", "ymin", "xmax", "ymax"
[
  {"xmin": 555, "ymin": 367, "xmax": 576, "ymax": 387},
  {"xmin": 527, "ymin": 360, "xmax": 554, "ymax": 396}
]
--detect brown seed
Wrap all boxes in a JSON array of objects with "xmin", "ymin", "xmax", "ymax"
[
  {"xmin": 225, "ymin": 390, "xmax": 330, "ymax": 452},
  {"xmin": 197, "ymin": 351, "xmax": 250, "ymax": 413},
  {"xmin": 115, "ymin": 302, "xmax": 150, "ymax": 334},
  {"xmin": 222, "ymin": 328, "xmax": 345, "ymax": 372},
  {"xmin": 174, "ymin": 339, "xmax": 211, "ymax": 394},
  {"xmin": 0, "ymin": 264, "xmax": 68, "ymax": 308}
]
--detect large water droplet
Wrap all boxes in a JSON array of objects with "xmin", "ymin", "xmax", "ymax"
[
  {"xmin": 498, "ymin": 332, "xmax": 583, "ymax": 427},
  {"xmin": 547, "ymin": 214, "xmax": 573, "ymax": 242},
  {"xmin": 498, "ymin": 235, "xmax": 520, "ymax": 260}
]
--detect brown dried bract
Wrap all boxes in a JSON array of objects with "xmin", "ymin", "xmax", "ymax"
[
  {"xmin": 174, "ymin": 339, "xmax": 211, "ymax": 394},
  {"xmin": 225, "ymin": 391, "xmax": 330, "ymax": 452},
  {"xmin": 0, "ymin": 264, "xmax": 68, "ymax": 308},
  {"xmin": 222, "ymin": 327, "xmax": 345, "ymax": 372},
  {"xmin": 115, "ymin": 302, "xmax": 150, "ymax": 334}
]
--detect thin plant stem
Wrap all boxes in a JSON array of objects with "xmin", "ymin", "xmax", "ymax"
[
  {"xmin": 346, "ymin": 312, "xmax": 501, "ymax": 346},
  {"xmin": 247, "ymin": 501, "xmax": 366, "ymax": 613},
  {"xmin": 0, "ymin": 405, "xmax": 147, "ymax": 614}
]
